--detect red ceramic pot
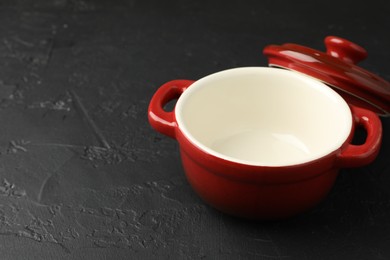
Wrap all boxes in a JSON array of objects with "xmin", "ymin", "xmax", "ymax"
[{"xmin": 148, "ymin": 67, "xmax": 382, "ymax": 219}]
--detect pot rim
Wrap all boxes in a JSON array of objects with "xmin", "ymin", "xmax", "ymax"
[{"xmin": 175, "ymin": 67, "xmax": 353, "ymax": 167}]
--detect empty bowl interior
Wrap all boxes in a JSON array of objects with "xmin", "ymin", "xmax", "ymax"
[{"xmin": 176, "ymin": 67, "xmax": 352, "ymax": 166}]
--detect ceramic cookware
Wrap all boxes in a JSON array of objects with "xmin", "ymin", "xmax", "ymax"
[{"xmin": 148, "ymin": 36, "xmax": 387, "ymax": 219}]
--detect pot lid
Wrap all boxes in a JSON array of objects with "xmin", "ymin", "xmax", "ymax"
[{"xmin": 263, "ymin": 36, "xmax": 390, "ymax": 116}]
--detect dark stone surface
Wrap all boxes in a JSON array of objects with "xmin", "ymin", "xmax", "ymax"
[{"xmin": 0, "ymin": 0, "xmax": 389, "ymax": 259}]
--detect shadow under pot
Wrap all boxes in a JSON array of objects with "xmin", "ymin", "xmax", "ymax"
[{"xmin": 148, "ymin": 67, "xmax": 382, "ymax": 219}]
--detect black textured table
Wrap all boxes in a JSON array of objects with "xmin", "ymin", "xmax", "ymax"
[{"xmin": 0, "ymin": 1, "xmax": 389, "ymax": 259}]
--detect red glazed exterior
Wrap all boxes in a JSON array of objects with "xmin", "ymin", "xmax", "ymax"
[
  {"xmin": 148, "ymin": 78, "xmax": 382, "ymax": 219},
  {"xmin": 177, "ymin": 128, "xmax": 340, "ymax": 219}
]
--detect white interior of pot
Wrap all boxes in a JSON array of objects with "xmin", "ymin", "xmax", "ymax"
[{"xmin": 175, "ymin": 67, "xmax": 352, "ymax": 166}]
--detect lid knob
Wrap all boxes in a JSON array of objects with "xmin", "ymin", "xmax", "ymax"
[{"xmin": 325, "ymin": 36, "xmax": 368, "ymax": 64}]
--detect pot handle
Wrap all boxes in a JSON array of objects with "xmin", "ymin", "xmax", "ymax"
[
  {"xmin": 336, "ymin": 105, "xmax": 382, "ymax": 168},
  {"xmin": 148, "ymin": 80, "xmax": 194, "ymax": 139}
]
